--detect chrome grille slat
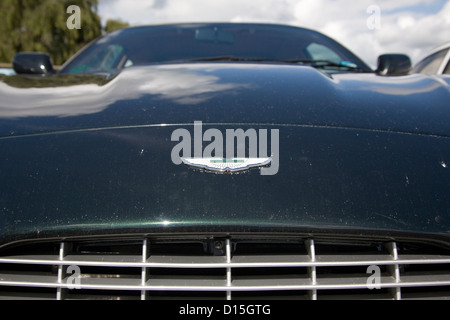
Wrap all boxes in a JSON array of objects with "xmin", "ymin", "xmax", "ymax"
[
  {"xmin": 0, "ymin": 238, "xmax": 449, "ymax": 300},
  {"xmin": 0, "ymin": 274, "xmax": 58, "ymax": 288},
  {"xmin": 2, "ymin": 255, "xmax": 449, "ymax": 268},
  {"xmin": 3, "ymin": 275, "xmax": 449, "ymax": 292}
]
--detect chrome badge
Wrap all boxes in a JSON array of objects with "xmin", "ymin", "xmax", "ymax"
[
  {"xmin": 172, "ymin": 121, "xmax": 279, "ymax": 175},
  {"xmin": 181, "ymin": 157, "xmax": 272, "ymax": 174}
]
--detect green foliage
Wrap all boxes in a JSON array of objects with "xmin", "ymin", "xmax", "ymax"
[
  {"xmin": 0, "ymin": 0, "xmax": 103, "ymax": 65},
  {"xmin": 0, "ymin": 73, "xmax": 111, "ymax": 88},
  {"xmin": 104, "ymin": 19, "xmax": 129, "ymax": 33}
]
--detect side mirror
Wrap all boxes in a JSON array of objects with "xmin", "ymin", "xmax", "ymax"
[
  {"xmin": 376, "ymin": 54, "xmax": 412, "ymax": 76},
  {"xmin": 13, "ymin": 52, "xmax": 55, "ymax": 75}
]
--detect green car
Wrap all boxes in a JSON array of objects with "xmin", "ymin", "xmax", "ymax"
[{"xmin": 0, "ymin": 23, "xmax": 449, "ymax": 300}]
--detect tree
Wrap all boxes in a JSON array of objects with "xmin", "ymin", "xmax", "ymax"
[
  {"xmin": 0, "ymin": 0, "xmax": 102, "ymax": 65},
  {"xmin": 104, "ymin": 19, "xmax": 129, "ymax": 33}
]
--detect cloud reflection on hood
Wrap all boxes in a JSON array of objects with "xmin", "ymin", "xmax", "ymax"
[{"xmin": 0, "ymin": 65, "xmax": 246, "ymax": 119}]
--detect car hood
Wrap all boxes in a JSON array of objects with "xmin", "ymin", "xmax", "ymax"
[
  {"xmin": 0, "ymin": 63, "xmax": 449, "ymax": 245},
  {"xmin": 0, "ymin": 63, "xmax": 449, "ymax": 136}
]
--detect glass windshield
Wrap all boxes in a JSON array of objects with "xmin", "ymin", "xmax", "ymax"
[
  {"xmin": 413, "ymin": 48, "xmax": 448, "ymax": 75},
  {"xmin": 60, "ymin": 24, "xmax": 372, "ymax": 74}
]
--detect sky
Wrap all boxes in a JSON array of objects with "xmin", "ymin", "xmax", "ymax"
[{"xmin": 98, "ymin": 0, "xmax": 450, "ymax": 67}]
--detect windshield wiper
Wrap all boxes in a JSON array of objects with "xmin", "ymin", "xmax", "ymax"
[
  {"xmin": 289, "ymin": 59, "xmax": 362, "ymax": 70},
  {"xmin": 187, "ymin": 56, "xmax": 363, "ymax": 71}
]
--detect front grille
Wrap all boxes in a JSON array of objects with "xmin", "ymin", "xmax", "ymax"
[{"xmin": 0, "ymin": 237, "xmax": 449, "ymax": 300}]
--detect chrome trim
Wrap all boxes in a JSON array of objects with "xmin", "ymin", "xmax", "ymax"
[{"xmin": 0, "ymin": 238, "xmax": 449, "ymax": 300}]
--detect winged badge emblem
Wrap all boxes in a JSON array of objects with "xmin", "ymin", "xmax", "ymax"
[{"xmin": 181, "ymin": 157, "xmax": 272, "ymax": 174}]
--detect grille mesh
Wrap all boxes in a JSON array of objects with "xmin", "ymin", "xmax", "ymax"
[{"xmin": 0, "ymin": 237, "xmax": 449, "ymax": 300}]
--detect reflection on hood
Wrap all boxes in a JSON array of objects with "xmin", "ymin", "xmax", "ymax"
[
  {"xmin": 0, "ymin": 66, "xmax": 246, "ymax": 119},
  {"xmin": 0, "ymin": 63, "xmax": 448, "ymax": 138}
]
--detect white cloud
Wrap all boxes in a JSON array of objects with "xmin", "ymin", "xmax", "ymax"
[{"xmin": 98, "ymin": 0, "xmax": 450, "ymax": 67}]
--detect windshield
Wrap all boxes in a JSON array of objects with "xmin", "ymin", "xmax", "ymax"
[{"xmin": 60, "ymin": 23, "xmax": 372, "ymax": 74}]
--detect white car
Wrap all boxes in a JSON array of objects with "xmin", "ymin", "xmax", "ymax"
[
  {"xmin": 0, "ymin": 68, "xmax": 15, "ymax": 76},
  {"xmin": 412, "ymin": 41, "xmax": 450, "ymax": 75}
]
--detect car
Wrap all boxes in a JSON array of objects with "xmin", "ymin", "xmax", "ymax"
[
  {"xmin": 412, "ymin": 41, "xmax": 450, "ymax": 75},
  {"xmin": 0, "ymin": 23, "xmax": 449, "ymax": 301},
  {"xmin": 0, "ymin": 68, "xmax": 15, "ymax": 76}
]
